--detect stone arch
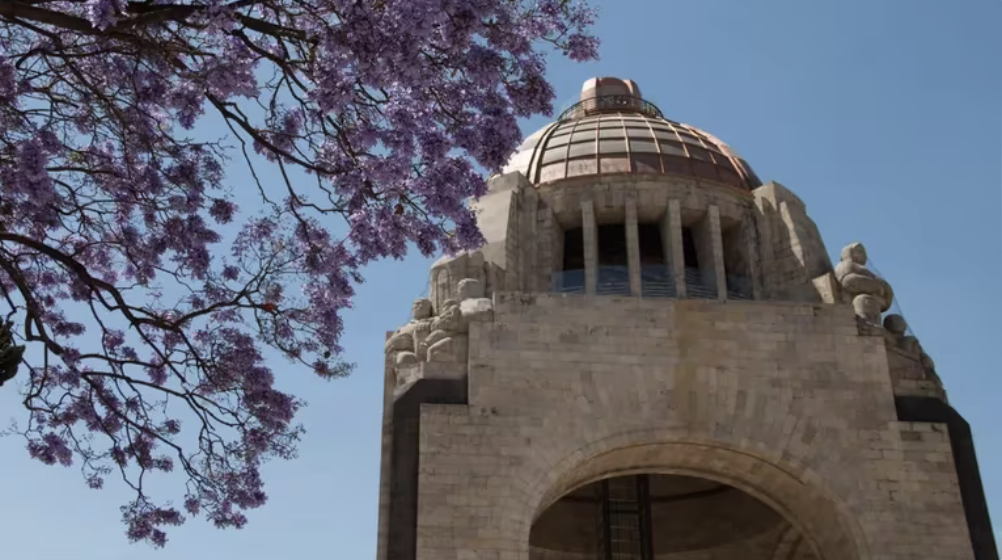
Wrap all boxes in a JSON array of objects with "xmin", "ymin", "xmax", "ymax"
[
  {"xmin": 771, "ymin": 523, "xmax": 815, "ymax": 560},
  {"xmin": 520, "ymin": 436, "xmax": 869, "ymax": 560}
]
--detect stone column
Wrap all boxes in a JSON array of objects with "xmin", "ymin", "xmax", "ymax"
[
  {"xmin": 625, "ymin": 197, "xmax": 642, "ymax": 297},
  {"xmin": 582, "ymin": 200, "xmax": 597, "ymax": 295},
  {"xmin": 666, "ymin": 200, "xmax": 686, "ymax": 298},
  {"xmin": 708, "ymin": 205, "xmax": 728, "ymax": 301},
  {"xmin": 521, "ymin": 187, "xmax": 539, "ymax": 292},
  {"xmin": 375, "ymin": 335, "xmax": 396, "ymax": 560},
  {"xmin": 550, "ymin": 212, "xmax": 563, "ymax": 294},
  {"xmin": 744, "ymin": 220, "xmax": 762, "ymax": 300}
]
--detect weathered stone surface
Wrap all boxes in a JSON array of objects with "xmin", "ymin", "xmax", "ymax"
[
  {"xmin": 459, "ymin": 297, "xmax": 493, "ymax": 324},
  {"xmin": 852, "ymin": 293, "xmax": 882, "ymax": 322},
  {"xmin": 395, "ymin": 351, "xmax": 418, "ymax": 367},
  {"xmin": 457, "ymin": 278, "xmax": 484, "ymax": 300},
  {"xmin": 834, "ymin": 242, "xmax": 893, "ymax": 323},
  {"xmin": 883, "ymin": 313, "xmax": 908, "ymax": 335},
  {"xmin": 411, "ymin": 298, "xmax": 433, "ymax": 320},
  {"xmin": 430, "ymin": 304, "xmax": 461, "ymax": 334},
  {"xmin": 424, "ymin": 329, "xmax": 450, "ymax": 348},
  {"xmin": 384, "ymin": 331, "xmax": 413, "ymax": 354},
  {"xmin": 900, "ymin": 335, "xmax": 922, "ymax": 354},
  {"xmin": 835, "ymin": 268, "xmax": 884, "ymax": 295},
  {"xmin": 376, "ymin": 169, "xmax": 978, "ymax": 560},
  {"xmin": 811, "ymin": 272, "xmax": 840, "ymax": 304},
  {"xmin": 426, "ymin": 336, "xmax": 464, "ymax": 363},
  {"xmin": 840, "ymin": 241, "xmax": 867, "ymax": 264}
]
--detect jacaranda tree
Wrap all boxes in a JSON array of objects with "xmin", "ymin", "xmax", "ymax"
[{"xmin": 0, "ymin": 0, "xmax": 597, "ymax": 546}]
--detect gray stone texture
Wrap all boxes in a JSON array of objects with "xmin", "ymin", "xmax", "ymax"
[
  {"xmin": 375, "ymin": 168, "xmax": 978, "ymax": 560},
  {"xmin": 404, "ymin": 295, "xmax": 970, "ymax": 559}
]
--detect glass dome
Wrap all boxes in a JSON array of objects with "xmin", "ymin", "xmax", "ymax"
[{"xmin": 501, "ymin": 78, "xmax": 761, "ymax": 190}]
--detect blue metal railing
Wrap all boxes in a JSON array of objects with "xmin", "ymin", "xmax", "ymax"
[
  {"xmin": 551, "ymin": 269, "xmax": 585, "ymax": 294},
  {"xmin": 551, "ymin": 266, "xmax": 748, "ymax": 302},
  {"xmin": 685, "ymin": 267, "xmax": 717, "ymax": 299},
  {"xmin": 641, "ymin": 265, "xmax": 675, "ymax": 298},
  {"xmin": 726, "ymin": 274, "xmax": 753, "ymax": 300},
  {"xmin": 596, "ymin": 265, "xmax": 630, "ymax": 296},
  {"xmin": 557, "ymin": 94, "xmax": 666, "ymax": 122}
]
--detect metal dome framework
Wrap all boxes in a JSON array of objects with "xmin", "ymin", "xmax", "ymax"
[{"xmin": 502, "ymin": 93, "xmax": 761, "ymax": 190}]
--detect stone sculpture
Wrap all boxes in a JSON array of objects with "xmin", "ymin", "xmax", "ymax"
[
  {"xmin": 834, "ymin": 242, "xmax": 893, "ymax": 323},
  {"xmin": 385, "ymin": 278, "xmax": 495, "ymax": 377},
  {"xmin": 882, "ymin": 313, "xmax": 939, "ymax": 381}
]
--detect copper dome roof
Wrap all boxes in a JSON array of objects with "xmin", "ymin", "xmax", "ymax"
[{"xmin": 501, "ymin": 78, "xmax": 761, "ymax": 190}]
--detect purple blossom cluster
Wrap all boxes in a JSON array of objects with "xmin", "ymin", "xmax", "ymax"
[{"xmin": 0, "ymin": 0, "xmax": 597, "ymax": 547}]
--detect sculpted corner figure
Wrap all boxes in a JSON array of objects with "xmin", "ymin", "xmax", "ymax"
[
  {"xmin": 883, "ymin": 312, "xmax": 939, "ymax": 381},
  {"xmin": 834, "ymin": 242, "xmax": 893, "ymax": 324},
  {"xmin": 836, "ymin": 243, "xmax": 940, "ymax": 384},
  {"xmin": 384, "ymin": 298, "xmax": 434, "ymax": 368},
  {"xmin": 384, "ymin": 278, "xmax": 494, "ymax": 377}
]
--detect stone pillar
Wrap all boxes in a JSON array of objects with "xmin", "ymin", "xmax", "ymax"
[
  {"xmin": 666, "ymin": 200, "xmax": 686, "ymax": 298},
  {"xmin": 745, "ymin": 220, "xmax": 762, "ymax": 300},
  {"xmin": 582, "ymin": 200, "xmax": 597, "ymax": 295},
  {"xmin": 375, "ymin": 335, "xmax": 396, "ymax": 560},
  {"xmin": 521, "ymin": 187, "xmax": 539, "ymax": 292},
  {"xmin": 550, "ymin": 212, "xmax": 563, "ymax": 294},
  {"xmin": 708, "ymin": 205, "xmax": 728, "ymax": 301},
  {"xmin": 625, "ymin": 197, "xmax": 642, "ymax": 297}
]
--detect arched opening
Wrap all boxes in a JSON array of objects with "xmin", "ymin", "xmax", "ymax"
[
  {"xmin": 521, "ymin": 440, "xmax": 867, "ymax": 560},
  {"xmin": 529, "ymin": 472, "xmax": 818, "ymax": 560}
]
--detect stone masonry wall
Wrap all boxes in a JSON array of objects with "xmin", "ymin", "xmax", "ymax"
[
  {"xmin": 752, "ymin": 182, "xmax": 832, "ymax": 302},
  {"xmin": 410, "ymin": 294, "xmax": 973, "ymax": 560}
]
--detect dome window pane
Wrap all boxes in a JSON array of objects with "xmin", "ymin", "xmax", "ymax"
[
  {"xmin": 662, "ymin": 155, "xmax": 692, "ymax": 176},
  {"xmin": 567, "ymin": 158, "xmax": 598, "ymax": 177},
  {"xmin": 630, "ymin": 140, "xmax": 659, "ymax": 153},
  {"xmin": 547, "ymin": 134, "xmax": 571, "ymax": 147},
  {"xmin": 599, "ymin": 140, "xmax": 627, "ymax": 154},
  {"xmin": 568, "ymin": 141, "xmax": 596, "ymax": 158},
  {"xmin": 538, "ymin": 162, "xmax": 566, "ymax": 183},
  {"xmin": 600, "ymin": 157, "xmax": 630, "ymax": 174},
  {"xmin": 659, "ymin": 140, "xmax": 686, "ymax": 157},
  {"xmin": 542, "ymin": 147, "xmax": 568, "ymax": 164},
  {"xmin": 687, "ymin": 145, "xmax": 711, "ymax": 161},
  {"xmin": 632, "ymin": 153, "xmax": 662, "ymax": 174}
]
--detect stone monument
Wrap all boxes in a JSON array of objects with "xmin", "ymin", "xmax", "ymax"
[{"xmin": 374, "ymin": 78, "xmax": 997, "ymax": 560}]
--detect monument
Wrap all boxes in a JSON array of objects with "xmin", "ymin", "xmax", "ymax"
[{"xmin": 375, "ymin": 78, "xmax": 997, "ymax": 560}]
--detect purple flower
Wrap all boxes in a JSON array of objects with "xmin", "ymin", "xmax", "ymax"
[
  {"xmin": 0, "ymin": 56, "xmax": 17, "ymax": 103},
  {"xmin": 103, "ymin": 329, "xmax": 125, "ymax": 350},
  {"xmin": 84, "ymin": 0, "xmax": 121, "ymax": 30},
  {"xmin": 2, "ymin": 0, "xmax": 598, "ymax": 547},
  {"xmin": 27, "ymin": 433, "xmax": 74, "ymax": 466},
  {"xmin": 209, "ymin": 199, "xmax": 237, "ymax": 224}
]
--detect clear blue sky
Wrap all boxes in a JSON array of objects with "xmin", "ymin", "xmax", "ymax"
[{"xmin": 1, "ymin": 0, "xmax": 999, "ymax": 557}]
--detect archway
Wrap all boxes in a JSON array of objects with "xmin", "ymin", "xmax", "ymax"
[
  {"xmin": 530, "ymin": 472, "xmax": 817, "ymax": 560},
  {"xmin": 524, "ymin": 440, "xmax": 868, "ymax": 560}
]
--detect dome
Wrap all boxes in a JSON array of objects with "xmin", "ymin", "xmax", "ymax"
[{"xmin": 501, "ymin": 78, "xmax": 761, "ymax": 189}]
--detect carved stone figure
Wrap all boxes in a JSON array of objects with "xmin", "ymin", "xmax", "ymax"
[
  {"xmin": 882, "ymin": 314, "xmax": 908, "ymax": 336},
  {"xmin": 385, "ymin": 298, "xmax": 435, "ymax": 366},
  {"xmin": 457, "ymin": 278, "xmax": 483, "ymax": 300},
  {"xmin": 882, "ymin": 313, "xmax": 938, "ymax": 381},
  {"xmin": 386, "ymin": 278, "xmax": 496, "ymax": 373},
  {"xmin": 834, "ymin": 242, "xmax": 892, "ymax": 323},
  {"xmin": 412, "ymin": 298, "xmax": 433, "ymax": 321},
  {"xmin": 431, "ymin": 302, "xmax": 461, "ymax": 333}
]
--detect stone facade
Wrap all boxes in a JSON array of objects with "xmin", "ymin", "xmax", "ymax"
[{"xmin": 375, "ymin": 78, "xmax": 996, "ymax": 560}]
